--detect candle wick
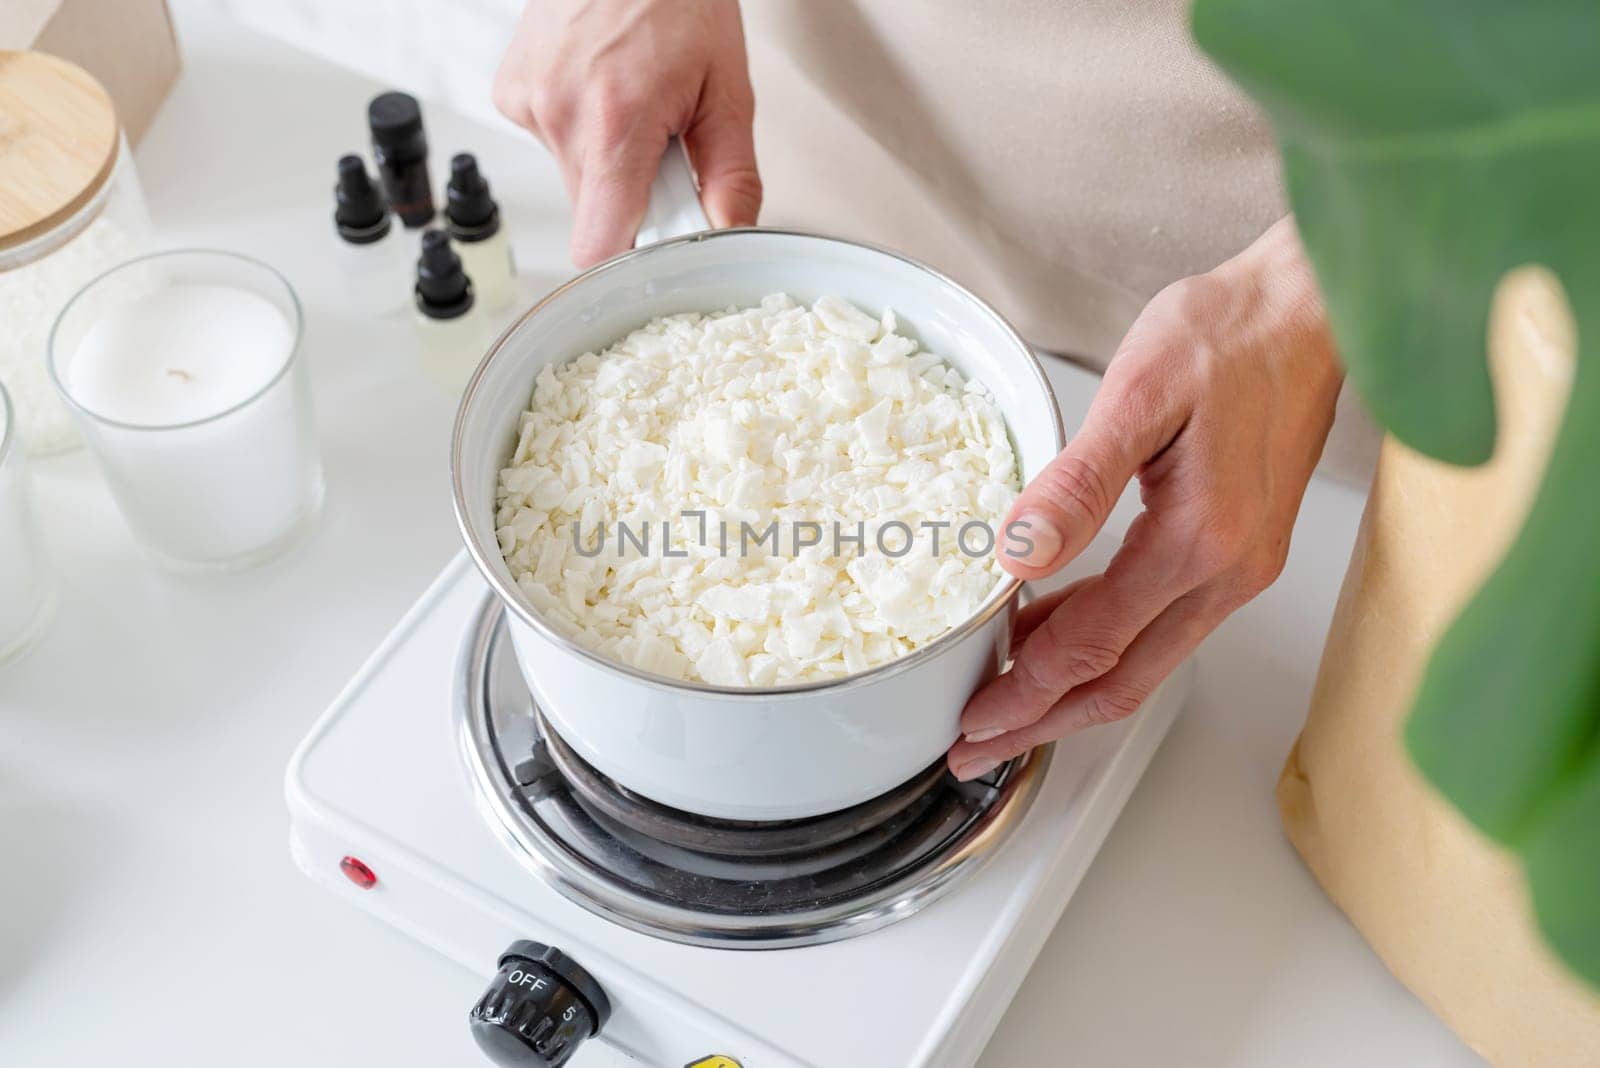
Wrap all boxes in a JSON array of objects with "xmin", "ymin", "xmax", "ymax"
[{"xmin": 166, "ymin": 368, "xmax": 193, "ymax": 383}]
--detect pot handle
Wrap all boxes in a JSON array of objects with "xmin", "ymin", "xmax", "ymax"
[{"xmin": 635, "ymin": 137, "xmax": 711, "ymax": 248}]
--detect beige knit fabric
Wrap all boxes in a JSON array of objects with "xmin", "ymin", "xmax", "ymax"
[{"xmin": 742, "ymin": 0, "xmax": 1379, "ymax": 482}]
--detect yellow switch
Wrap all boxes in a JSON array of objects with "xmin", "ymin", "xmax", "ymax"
[{"xmin": 685, "ymin": 1057, "xmax": 742, "ymax": 1068}]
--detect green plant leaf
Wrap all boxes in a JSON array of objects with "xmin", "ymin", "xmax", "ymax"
[
  {"xmin": 1194, "ymin": 0, "xmax": 1600, "ymax": 987},
  {"xmin": 1525, "ymin": 750, "xmax": 1600, "ymax": 986}
]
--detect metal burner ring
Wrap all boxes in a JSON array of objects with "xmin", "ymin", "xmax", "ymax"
[{"xmin": 455, "ymin": 596, "xmax": 1051, "ymax": 949}]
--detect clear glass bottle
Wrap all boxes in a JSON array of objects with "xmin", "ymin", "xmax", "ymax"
[
  {"xmin": 0, "ymin": 51, "xmax": 153, "ymax": 457},
  {"xmin": 333, "ymin": 154, "xmax": 412, "ymax": 317},
  {"xmin": 445, "ymin": 153, "xmax": 516, "ymax": 313},
  {"xmin": 414, "ymin": 230, "xmax": 487, "ymax": 392}
]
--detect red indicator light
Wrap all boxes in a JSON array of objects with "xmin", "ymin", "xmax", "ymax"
[{"xmin": 340, "ymin": 855, "xmax": 377, "ymax": 889}]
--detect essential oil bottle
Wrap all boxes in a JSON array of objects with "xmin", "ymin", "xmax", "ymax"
[
  {"xmin": 332, "ymin": 154, "xmax": 410, "ymax": 315},
  {"xmin": 413, "ymin": 229, "xmax": 484, "ymax": 390},
  {"xmin": 368, "ymin": 91, "xmax": 434, "ymax": 227},
  {"xmin": 444, "ymin": 153, "xmax": 515, "ymax": 312}
]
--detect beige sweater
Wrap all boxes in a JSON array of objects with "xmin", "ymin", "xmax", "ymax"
[{"xmin": 743, "ymin": 0, "xmax": 1378, "ymax": 480}]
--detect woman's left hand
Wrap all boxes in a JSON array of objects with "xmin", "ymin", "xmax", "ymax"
[{"xmin": 949, "ymin": 217, "xmax": 1343, "ymax": 780}]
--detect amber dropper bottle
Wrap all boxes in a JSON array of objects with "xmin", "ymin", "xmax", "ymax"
[{"xmin": 368, "ymin": 91, "xmax": 434, "ymax": 227}]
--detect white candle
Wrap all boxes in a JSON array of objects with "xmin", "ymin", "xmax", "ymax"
[
  {"xmin": 59, "ymin": 272, "xmax": 323, "ymax": 570},
  {"xmin": 69, "ymin": 284, "xmax": 292, "ymax": 425},
  {"xmin": 0, "ymin": 392, "xmax": 54, "ymax": 659}
]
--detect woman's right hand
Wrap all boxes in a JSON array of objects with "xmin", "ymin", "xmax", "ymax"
[{"xmin": 493, "ymin": 0, "xmax": 761, "ymax": 267}]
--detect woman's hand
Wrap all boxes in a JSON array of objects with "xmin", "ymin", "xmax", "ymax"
[
  {"xmin": 493, "ymin": 0, "xmax": 760, "ymax": 267},
  {"xmin": 949, "ymin": 218, "xmax": 1342, "ymax": 780}
]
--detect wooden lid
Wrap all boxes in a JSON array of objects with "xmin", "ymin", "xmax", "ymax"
[{"xmin": 0, "ymin": 50, "xmax": 120, "ymax": 253}]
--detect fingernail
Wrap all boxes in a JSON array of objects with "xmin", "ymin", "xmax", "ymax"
[
  {"xmin": 954, "ymin": 756, "xmax": 1001, "ymax": 782},
  {"xmin": 963, "ymin": 727, "xmax": 1006, "ymax": 744},
  {"xmin": 1005, "ymin": 511, "xmax": 1062, "ymax": 569}
]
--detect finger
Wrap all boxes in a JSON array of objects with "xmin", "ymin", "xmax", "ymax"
[
  {"xmin": 569, "ymin": 123, "xmax": 670, "ymax": 267},
  {"xmin": 1031, "ymin": 585, "xmax": 1218, "ymax": 736},
  {"xmin": 491, "ymin": 81, "xmax": 540, "ymax": 138},
  {"xmin": 997, "ymin": 373, "xmax": 1183, "ymax": 581},
  {"xmin": 962, "ymin": 512, "xmax": 1193, "ymax": 739},
  {"xmin": 683, "ymin": 88, "xmax": 761, "ymax": 228},
  {"xmin": 1010, "ymin": 577, "xmax": 1092, "ymax": 655},
  {"xmin": 949, "ymin": 587, "xmax": 1220, "ymax": 779}
]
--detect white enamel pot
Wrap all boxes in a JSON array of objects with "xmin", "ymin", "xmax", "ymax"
[{"xmin": 452, "ymin": 144, "xmax": 1065, "ymax": 820}]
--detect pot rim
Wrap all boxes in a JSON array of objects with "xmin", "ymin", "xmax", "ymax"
[{"xmin": 451, "ymin": 226, "xmax": 1067, "ymax": 700}]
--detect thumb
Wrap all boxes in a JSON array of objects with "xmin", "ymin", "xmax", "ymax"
[
  {"xmin": 569, "ymin": 128, "xmax": 669, "ymax": 268},
  {"xmin": 999, "ymin": 381, "xmax": 1177, "ymax": 580},
  {"xmin": 683, "ymin": 97, "xmax": 762, "ymax": 229}
]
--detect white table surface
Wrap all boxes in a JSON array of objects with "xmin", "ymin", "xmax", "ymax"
[{"xmin": 0, "ymin": 5, "xmax": 1484, "ymax": 1066}]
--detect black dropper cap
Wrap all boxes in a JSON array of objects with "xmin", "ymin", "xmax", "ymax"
[
  {"xmin": 334, "ymin": 154, "xmax": 392, "ymax": 244},
  {"xmin": 445, "ymin": 153, "xmax": 500, "ymax": 241},
  {"xmin": 415, "ymin": 229, "xmax": 475, "ymax": 319},
  {"xmin": 368, "ymin": 91, "xmax": 427, "ymax": 161}
]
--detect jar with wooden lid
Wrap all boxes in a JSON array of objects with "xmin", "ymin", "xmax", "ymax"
[{"xmin": 0, "ymin": 50, "xmax": 152, "ymax": 456}]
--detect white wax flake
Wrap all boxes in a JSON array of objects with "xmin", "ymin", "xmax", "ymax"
[
  {"xmin": 695, "ymin": 637, "xmax": 750, "ymax": 687},
  {"xmin": 495, "ymin": 294, "xmax": 1021, "ymax": 686},
  {"xmin": 697, "ymin": 583, "xmax": 772, "ymax": 623}
]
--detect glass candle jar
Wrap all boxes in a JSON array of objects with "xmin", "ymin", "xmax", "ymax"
[
  {"xmin": 49, "ymin": 251, "xmax": 325, "ymax": 573},
  {"xmin": 0, "ymin": 382, "xmax": 56, "ymax": 663},
  {"xmin": 0, "ymin": 51, "xmax": 152, "ymax": 457}
]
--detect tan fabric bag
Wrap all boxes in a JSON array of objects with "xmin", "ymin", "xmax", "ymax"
[{"xmin": 1279, "ymin": 268, "xmax": 1600, "ymax": 1065}]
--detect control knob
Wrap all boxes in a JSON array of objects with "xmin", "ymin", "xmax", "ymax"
[{"xmin": 469, "ymin": 941, "xmax": 611, "ymax": 1067}]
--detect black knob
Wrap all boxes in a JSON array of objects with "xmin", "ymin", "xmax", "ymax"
[{"xmin": 469, "ymin": 941, "xmax": 611, "ymax": 1067}]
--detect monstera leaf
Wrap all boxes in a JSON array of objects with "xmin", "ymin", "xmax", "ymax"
[{"xmin": 1192, "ymin": 0, "xmax": 1600, "ymax": 986}]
